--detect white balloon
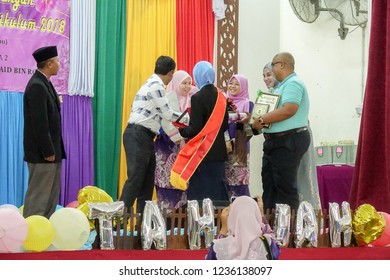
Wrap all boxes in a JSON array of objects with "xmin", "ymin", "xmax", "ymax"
[{"xmin": 49, "ymin": 208, "xmax": 90, "ymax": 250}]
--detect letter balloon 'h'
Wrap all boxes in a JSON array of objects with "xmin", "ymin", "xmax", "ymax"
[{"xmin": 187, "ymin": 199, "xmax": 215, "ymax": 250}]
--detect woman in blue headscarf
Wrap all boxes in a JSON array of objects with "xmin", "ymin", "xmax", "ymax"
[
  {"xmin": 193, "ymin": 61, "xmax": 216, "ymax": 89},
  {"xmin": 171, "ymin": 61, "xmax": 229, "ymax": 204}
]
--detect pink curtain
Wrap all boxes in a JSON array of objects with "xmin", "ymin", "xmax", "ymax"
[
  {"xmin": 349, "ymin": 0, "xmax": 390, "ymax": 213},
  {"xmin": 176, "ymin": 0, "xmax": 215, "ymax": 76}
]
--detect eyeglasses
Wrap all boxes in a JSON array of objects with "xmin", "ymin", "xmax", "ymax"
[{"xmin": 271, "ymin": 61, "xmax": 283, "ymax": 67}]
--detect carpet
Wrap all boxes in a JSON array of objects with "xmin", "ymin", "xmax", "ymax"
[{"xmin": 1, "ymin": 247, "xmax": 390, "ymax": 260}]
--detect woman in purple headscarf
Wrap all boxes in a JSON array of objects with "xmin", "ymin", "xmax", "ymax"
[{"xmin": 225, "ymin": 74, "xmax": 254, "ymax": 198}]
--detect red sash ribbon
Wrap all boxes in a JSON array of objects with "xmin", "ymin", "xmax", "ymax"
[{"xmin": 170, "ymin": 90, "xmax": 226, "ymax": 190}]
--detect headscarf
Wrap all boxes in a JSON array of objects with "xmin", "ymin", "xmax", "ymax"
[
  {"xmin": 167, "ymin": 70, "xmax": 198, "ymax": 111},
  {"xmin": 193, "ymin": 61, "xmax": 215, "ymax": 89},
  {"xmin": 263, "ymin": 62, "xmax": 279, "ymax": 90},
  {"xmin": 226, "ymin": 74, "xmax": 250, "ymax": 113},
  {"xmin": 213, "ymin": 196, "xmax": 268, "ymax": 260}
]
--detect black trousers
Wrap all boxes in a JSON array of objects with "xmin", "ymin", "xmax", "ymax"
[
  {"xmin": 120, "ymin": 124, "xmax": 156, "ymax": 213},
  {"xmin": 261, "ymin": 130, "xmax": 310, "ymax": 210}
]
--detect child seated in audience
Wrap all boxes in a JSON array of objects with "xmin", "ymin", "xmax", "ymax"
[{"xmin": 205, "ymin": 195, "xmax": 280, "ymax": 260}]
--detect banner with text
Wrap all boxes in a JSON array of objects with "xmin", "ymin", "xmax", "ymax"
[{"xmin": 0, "ymin": 0, "xmax": 70, "ymax": 94}]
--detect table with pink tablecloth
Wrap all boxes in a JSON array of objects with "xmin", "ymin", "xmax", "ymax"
[{"xmin": 316, "ymin": 165, "xmax": 354, "ymax": 210}]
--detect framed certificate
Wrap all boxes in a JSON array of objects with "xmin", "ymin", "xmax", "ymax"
[
  {"xmin": 256, "ymin": 92, "xmax": 280, "ymax": 112},
  {"xmin": 172, "ymin": 108, "xmax": 190, "ymax": 128},
  {"xmin": 253, "ymin": 92, "xmax": 280, "ymax": 128},
  {"xmin": 252, "ymin": 103, "xmax": 270, "ymax": 120}
]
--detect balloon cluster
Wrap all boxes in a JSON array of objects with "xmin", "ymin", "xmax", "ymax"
[
  {"xmin": 273, "ymin": 201, "xmax": 352, "ymax": 248},
  {"xmin": 0, "ymin": 205, "xmax": 90, "ymax": 252},
  {"xmin": 138, "ymin": 199, "xmax": 215, "ymax": 250},
  {"xmin": 3, "ymin": 193, "xmax": 390, "ymax": 252},
  {"xmin": 0, "ymin": 186, "xmax": 114, "ymax": 252}
]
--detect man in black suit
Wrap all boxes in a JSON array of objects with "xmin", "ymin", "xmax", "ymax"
[{"xmin": 23, "ymin": 46, "xmax": 66, "ymax": 219}]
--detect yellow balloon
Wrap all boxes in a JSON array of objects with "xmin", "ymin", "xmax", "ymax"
[
  {"xmin": 18, "ymin": 205, "xmax": 24, "ymax": 215},
  {"xmin": 23, "ymin": 215, "xmax": 55, "ymax": 252},
  {"xmin": 77, "ymin": 186, "xmax": 113, "ymax": 231},
  {"xmin": 78, "ymin": 186, "xmax": 113, "ymax": 204},
  {"xmin": 49, "ymin": 208, "xmax": 90, "ymax": 250},
  {"xmin": 352, "ymin": 204, "xmax": 386, "ymax": 246}
]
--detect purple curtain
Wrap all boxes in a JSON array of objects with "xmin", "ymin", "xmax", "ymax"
[{"xmin": 60, "ymin": 95, "xmax": 94, "ymax": 205}]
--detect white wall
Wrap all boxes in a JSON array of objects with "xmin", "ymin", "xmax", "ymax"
[
  {"xmin": 237, "ymin": 0, "xmax": 370, "ymax": 196},
  {"xmin": 237, "ymin": 0, "xmax": 280, "ymax": 196},
  {"xmin": 280, "ymin": 2, "xmax": 368, "ymax": 146}
]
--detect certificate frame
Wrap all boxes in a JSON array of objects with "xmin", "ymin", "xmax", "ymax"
[
  {"xmin": 256, "ymin": 92, "xmax": 280, "ymax": 112},
  {"xmin": 253, "ymin": 92, "xmax": 281, "ymax": 128},
  {"xmin": 252, "ymin": 103, "xmax": 270, "ymax": 120},
  {"xmin": 172, "ymin": 108, "xmax": 190, "ymax": 128}
]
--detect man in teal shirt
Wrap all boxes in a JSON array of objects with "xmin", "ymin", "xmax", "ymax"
[{"xmin": 253, "ymin": 52, "xmax": 310, "ymax": 210}]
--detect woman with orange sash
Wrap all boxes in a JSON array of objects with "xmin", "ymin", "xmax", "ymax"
[{"xmin": 170, "ymin": 61, "xmax": 229, "ymax": 204}]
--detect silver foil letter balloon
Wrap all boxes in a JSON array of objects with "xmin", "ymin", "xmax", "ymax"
[
  {"xmin": 141, "ymin": 200, "xmax": 167, "ymax": 250},
  {"xmin": 274, "ymin": 204, "xmax": 291, "ymax": 247},
  {"xmin": 294, "ymin": 201, "xmax": 318, "ymax": 248},
  {"xmin": 329, "ymin": 201, "xmax": 352, "ymax": 247},
  {"xmin": 187, "ymin": 199, "xmax": 215, "ymax": 250},
  {"xmin": 88, "ymin": 201, "xmax": 124, "ymax": 250}
]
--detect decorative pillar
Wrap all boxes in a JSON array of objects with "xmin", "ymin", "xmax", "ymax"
[{"xmin": 216, "ymin": 0, "xmax": 239, "ymax": 92}]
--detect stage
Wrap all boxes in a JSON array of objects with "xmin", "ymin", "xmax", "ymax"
[{"xmin": 1, "ymin": 247, "xmax": 390, "ymax": 260}]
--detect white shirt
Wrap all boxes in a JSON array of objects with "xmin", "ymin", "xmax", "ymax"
[{"xmin": 128, "ymin": 74, "xmax": 181, "ymax": 134}]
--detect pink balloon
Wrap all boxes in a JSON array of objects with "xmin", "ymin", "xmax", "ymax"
[
  {"xmin": 370, "ymin": 212, "xmax": 390, "ymax": 247},
  {"xmin": 0, "ymin": 208, "xmax": 28, "ymax": 252},
  {"xmin": 0, "ymin": 204, "xmax": 19, "ymax": 212},
  {"xmin": 66, "ymin": 200, "xmax": 79, "ymax": 208}
]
